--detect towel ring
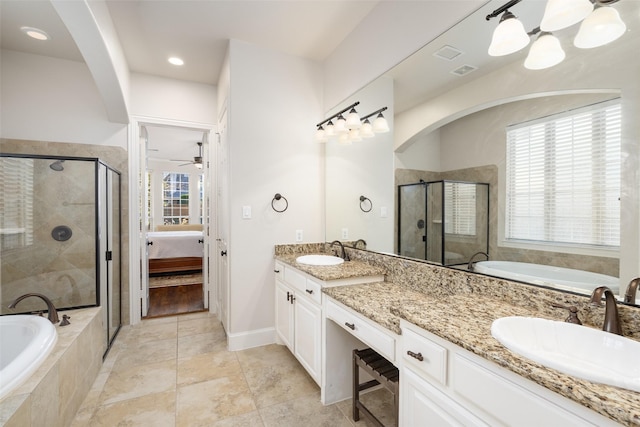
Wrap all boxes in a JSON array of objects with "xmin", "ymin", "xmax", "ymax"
[
  {"xmin": 359, "ymin": 195, "xmax": 372, "ymax": 213},
  {"xmin": 272, "ymin": 193, "xmax": 288, "ymax": 213}
]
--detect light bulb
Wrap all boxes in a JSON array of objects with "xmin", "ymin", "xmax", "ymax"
[
  {"xmin": 524, "ymin": 32, "xmax": 566, "ymax": 70},
  {"xmin": 338, "ymin": 133, "xmax": 351, "ymax": 145},
  {"xmin": 325, "ymin": 121, "xmax": 335, "ymax": 136},
  {"xmin": 488, "ymin": 12, "xmax": 530, "ymax": 56},
  {"xmin": 335, "ymin": 114, "xmax": 348, "ymax": 133},
  {"xmin": 315, "ymin": 126, "xmax": 327, "ymax": 143},
  {"xmin": 540, "ymin": 0, "xmax": 593, "ymax": 32},
  {"xmin": 360, "ymin": 120, "xmax": 375, "ymax": 138},
  {"xmin": 372, "ymin": 113, "xmax": 389, "ymax": 133},
  {"xmin": 574, "ymin": 6, "xmax": 626, "ymax": 49},
  {"xmin": 349, "ymin": 129, "xmax": 362, "ymax": 142},
  {"xmin": 346, "ymin": 108, "xmax": 361, "ymax": 129}
]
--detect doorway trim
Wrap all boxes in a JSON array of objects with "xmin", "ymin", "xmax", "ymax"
[{"xmin": 128, "ymin": 116, "xmax": 216, "ymax": 325}]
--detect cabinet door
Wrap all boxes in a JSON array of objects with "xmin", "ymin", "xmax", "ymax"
[
  {"xmin": 275, "ymin": 280, "xmax": 294, "ymax": 351},
  {"xmin": 402, "ymin": 367, "xmax": 487, "ymax": 427},
  {"xmin": 294, "ymin": 294, "xmax": 322, "ymax": 384}
]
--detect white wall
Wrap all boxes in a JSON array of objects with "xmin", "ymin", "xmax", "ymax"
[
  {"xmin": 129, "ymin": 73, "xmax": 217, "ymax": 124},
  {"xmin": 0, "ymin": 49, "xmax": 127, "ymax": 147},
  {"xmin": 226, "ymin": 40, "xmax": 324, "ymax": 343}
]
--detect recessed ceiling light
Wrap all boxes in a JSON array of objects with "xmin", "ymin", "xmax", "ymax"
[
  {"xmin": 21, "ymin": 26, "xmax": 50, "ymax": 41},
  {"xmin": 168, "ymin": 57, "xmax": 184, "ymax": 66}
]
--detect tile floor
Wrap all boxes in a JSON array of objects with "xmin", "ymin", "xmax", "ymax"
[{"xmin": 71, "ymin": 312, "xmax": 395, "ymax": 426}]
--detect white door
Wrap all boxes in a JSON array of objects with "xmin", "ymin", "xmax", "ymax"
[
  {"xmin": 139, "ymin": 126, "xmax": 150, "ymax": 317},
  {"xmin": 216, "ymin": 109, "xmax": 230, "ymax": 332},
  {"xmin": 201, "ymin": 133, "xmax": 210, "ymax": 310}
]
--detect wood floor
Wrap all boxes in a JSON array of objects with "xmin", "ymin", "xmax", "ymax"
[{"xmin": 146, "ymin": 283, "xmax": 205, "ymax": 318}]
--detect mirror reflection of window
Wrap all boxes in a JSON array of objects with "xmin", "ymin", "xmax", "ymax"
[
  {"xmin": 0, "ymin": 157, "xmax": 34, "ymax": 249},
  {"xmin": 506, "ymin": 99, "xmax": 621, "ymax": 249},
  {"xmin": 444, "ymin": 182, "xmax": 477, "ymax": 237}
]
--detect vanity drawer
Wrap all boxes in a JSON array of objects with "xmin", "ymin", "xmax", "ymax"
[
  {"xmin": 326, "ymin": 299, "xmax": 395, "ymax": 362},
  {"xmin": 274, "ymin": 262, "xmax": 285, "ymax": 282},
  {"xmin": 402, "ymin": 327, "xmax": 447, "ymax": 386},
  {"xmin": 302, "ymin": 278, "xmax": 322, "ymax": 305},
  {"xmin": 284, "ymin": 266, "xmax": 307, "ymax": 293}
]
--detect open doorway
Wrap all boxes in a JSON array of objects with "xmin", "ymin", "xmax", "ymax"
[{"xmin": 141, "ymin": 124, "xmax": 211, "ymax": 318}]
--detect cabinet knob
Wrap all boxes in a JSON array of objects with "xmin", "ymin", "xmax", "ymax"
[
  {"xmin": 345, "ymin": 322, "xmax": 355, "ymax": 330},
  {"xmin": 305, "ymin": 289, "xmax": 313, "ymax": 294},
  {"xmin": 407, "ymin": 350, "xmax": 424, "ymax": 361}
]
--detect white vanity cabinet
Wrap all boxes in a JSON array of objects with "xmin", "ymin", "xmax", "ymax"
[
  {"xmin": 274, "ymin": 259, "xmax": 385, "ymax": 389},
  {"xmin": 275, "ymin": 261, "xmax": 322, "ymax": 384},
  {"xmin": 400, "ymin": 320, "xmax": 620, "ymax": 427}
]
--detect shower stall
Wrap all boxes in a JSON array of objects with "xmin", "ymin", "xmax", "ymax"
[
  {"xmin": 398, "ymin": 180, "xmax": 489, "ymax": 266},
  {"xmin": 0, "ymin": 154, "xmax": 122, "ymax": 355}
]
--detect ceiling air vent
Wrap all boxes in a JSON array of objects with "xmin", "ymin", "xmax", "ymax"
[
  {"xmin": 433, "ymin": 45, "xmax": 463, "ymax": 61},
  {"xmin": 451, "ymin": 64, "xmax": 477, "ymax": 77}
]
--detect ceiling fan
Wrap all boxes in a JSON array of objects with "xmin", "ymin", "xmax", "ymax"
[{"xmin": 171, "ymin": 141, "xmax": 203, "ymax": 169}]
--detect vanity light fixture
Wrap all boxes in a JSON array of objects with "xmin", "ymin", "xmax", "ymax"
[
  {"xmin": 487, "ymin": 0, "xmax": 626, "ymax": 70},
  {"xmin": 315, "ymin": 102, "xmax": 389, "ymax": 143},
  {"xmin": 21, "ymin": 26, "xmax": 50, "ymax": 41}
]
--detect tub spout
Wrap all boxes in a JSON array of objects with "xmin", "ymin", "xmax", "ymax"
[
  {"xmin": 8, "ymin": 293, "xmax": 60, "ymax": 324},
  {"xmin": 467, "ymin": 251, "xmax": 489, "ymax": 272},
  {"xmin": 589, "ymin": 286, "xmax": 622, "ymax": 335}
]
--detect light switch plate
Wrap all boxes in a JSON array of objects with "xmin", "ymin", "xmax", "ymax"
[
  {"xmin": 380, "ymin": 206, "xmax": 388, "ymax": 218},
  {"xmin": 342, "ymin": 228, "xmax": 349, "ymax": 239},
  {"xmin": 242, "ymin": 205, "xmax": 251, "ymax": 219},
  {"xmin": 295, "ymin": 229, "xmax": 303, "ymax": 242}
]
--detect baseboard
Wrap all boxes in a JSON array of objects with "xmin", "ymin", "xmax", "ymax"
[{"xmin": 227, "ymin": 327, "xmax": 276, "ymax": 351}]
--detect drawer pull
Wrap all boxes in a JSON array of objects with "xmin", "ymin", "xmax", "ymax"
[
  {"xmin": 407, "ymin": 350, "xmax": 424, "ymax": 361},
  {"xmin": 286, "ymin": 291, "xmax": 291, "ymax": 301},
  {"xmin": 305, "ymin": 289, "xmax": 314, "ymax": 294},
  {"xmin": 345, "ymin": 322, "xmax": 355, "ymax": 330},
  {"xmin": 274, "ymin": 269, "xmax": 280, "ymax": 273}
]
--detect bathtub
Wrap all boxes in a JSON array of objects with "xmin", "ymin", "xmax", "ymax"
[
  {"xmin": 473, "ymin": 261, "xmax": 619, "ymax": 294},
  {"xmin": 0, "ymin": 315, "xmax": 57, "ymax": 400}
]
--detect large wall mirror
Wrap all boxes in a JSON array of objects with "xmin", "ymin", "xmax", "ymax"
[{"xmin": 325, "ymin": 0, "xmax": 639, "ymax": 305}]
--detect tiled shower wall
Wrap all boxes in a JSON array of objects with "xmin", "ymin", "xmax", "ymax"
[{"xmin": 0, "ymin": 138, "xmax": 130, "ymax": 324}]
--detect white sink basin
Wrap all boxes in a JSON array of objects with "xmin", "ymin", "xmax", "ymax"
[
  {"xmin": 296, "ymin": 254, "xmax": 344, "ymax": 266},
  {"xmin": 491, "ymin": 316, "xmax": 640, "ymax": 392}
]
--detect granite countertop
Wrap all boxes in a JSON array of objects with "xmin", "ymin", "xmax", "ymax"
[
  {"xmin": 275, "ymin": 254, "xmax": 385, "ymax": 282},
  {"xmin": 323, "ymin": 281, "xmax": 640, "ymax": 426}
]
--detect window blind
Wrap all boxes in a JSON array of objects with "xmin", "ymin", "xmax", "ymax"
[
  {"xmin": 506, "ymin": 99, "xmax": 621, "ymax": 248},
  {"xmin": 444, "ymin": 182, "xmax": 477, "ymax": 236}
]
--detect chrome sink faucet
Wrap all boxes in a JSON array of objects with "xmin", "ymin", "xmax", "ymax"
[
  {"xmin": 8, "ymin": 293, "xmax": 60, "ymax": 324},
  {"xmin": 330, "ymin": 240, "xmax": 350, "ymax": 261},
  {"xmin": 589, "ymin": 286, "xmax": 622, "ymax": 335}
]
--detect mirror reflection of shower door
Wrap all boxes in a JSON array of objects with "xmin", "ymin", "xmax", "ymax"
[{"xmin": 398, "ymin": 183, "xmax": 427, "ymax": 259}]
